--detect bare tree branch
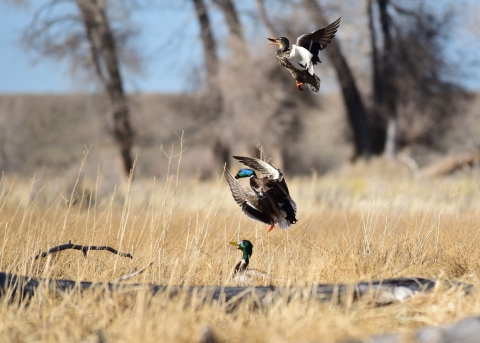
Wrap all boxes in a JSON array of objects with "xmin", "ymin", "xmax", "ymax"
[
  {"xmin": 390, "ymin": 1, "xmax": 417, "ymax": 17},
  {"xmin": 212, "ymin": 0, "xmax": 247, "ymax": 57},
  {"xmin": 32, "ymin": 240, "xmax": 133, "ymax": 260},
  {"xmin": 211, "ymin": 0, "xmax": 244, "ymax": 39},
  {"xmin": 255, "ymin": 0, "xmax": 277, "ymax": 37}
]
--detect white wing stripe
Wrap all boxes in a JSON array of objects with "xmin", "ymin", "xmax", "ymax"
[{"xmin": 289, "ymin": 45, "xmax": 315, "ymax": 75}]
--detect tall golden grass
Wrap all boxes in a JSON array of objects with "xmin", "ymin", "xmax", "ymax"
[{"xmin": 1, "ymin": 150, "xmax": 480, "ymax": 342}]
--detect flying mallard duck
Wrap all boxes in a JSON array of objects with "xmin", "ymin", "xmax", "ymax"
[
  {"xmin": 267, "ymin": 17, "xmax": 341, "ymax": 92},
  {"xmin": 229, "ymin": 240, "xmax": 268, "ymax": 285},
  {"xmin": 225, "ymin": 156, "xmax": 297, "ymax": 232}
]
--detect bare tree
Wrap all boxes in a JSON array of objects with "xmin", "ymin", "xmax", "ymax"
[
  {"xmin": 192, "ymin": 0, "xmax": 220, "ymax": 94},
  {"xmin": 368, "ymin": 0, "xmax": 468, "ymax": 153},
  {"xmin": 191, "ymin": 0, "xmax": 230, "ymax": 167},
  {"xmin": 301, "ymin": 0, "xmax": 374, "ymax": 159},
  {"xmin": 22, "ymin": 0, "xmax": 137, "ymax": 176},
  {"xmin": 368, "ymin": 0, "xmax": 398, "ymax": 157},
  {"xmin": 77, "ymin": 0, "xmax": 134, "ymax": 175},
  {"xmin": 208, "ymin": 0, "xmax": 306, "ymax": 170}
]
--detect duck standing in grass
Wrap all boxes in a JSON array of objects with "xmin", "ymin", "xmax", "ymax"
[
  {"xmin": 229, "ymin": 240, "xmax": 268, "ymax": 285},
  {"xmin": 267, "ymin": 17, "xmax": 341, "ymax": 92},
  {"xmin": 225, "ymin": 156, "xmax": 297, "ymax": 232}
]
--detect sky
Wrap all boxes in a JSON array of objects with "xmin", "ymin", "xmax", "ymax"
[
  {"xmin": 0, "ymin": 2, "xmax": 205, "ymax": 93},
  {"xmin": 0, "ymin": 0, "xmax": 479, "ymax": 94}
]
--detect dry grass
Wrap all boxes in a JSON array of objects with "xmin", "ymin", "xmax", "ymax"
[{"xmin": 1, "ymin": 152, "xmax": 480, "ymax": 342}]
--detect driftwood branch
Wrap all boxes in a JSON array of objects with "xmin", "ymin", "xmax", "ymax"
[
  {"xmin": 419, "ymin": 149, "xmax": 480, "ymax": 178},
  {"xmin": 33, "ymin": 240, "xmax": 133, "ymax": 260},
  {"xmin": 0, "ymin": 272, "xmax": 472, "ymax": 308},
  {"xmin": 113, "ymin": 261, "xmax": 154, "ymax": 282}
]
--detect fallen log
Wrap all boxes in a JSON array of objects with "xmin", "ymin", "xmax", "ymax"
[{"xmin": 0, "ymin": 272, "xmax": 471, "ymax": 307}]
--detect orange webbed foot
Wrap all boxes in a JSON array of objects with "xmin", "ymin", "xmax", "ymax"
[
  {"xmin": 295, "ymin": 80, "xmax": 305, "ymax": 91},
  {"xmin": 267, "ymin": 224, "xmax": 275, "ymax": 232}
]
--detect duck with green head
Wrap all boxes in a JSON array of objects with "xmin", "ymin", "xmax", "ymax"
[
  {"xmin": 229, "ymin": 240, "xmax": 268, "ymax": 284},
  {"xmin": 229, "ymin": 240, "xmax": 253, "ymax": 274},
  {"xmin": 225, "ymin": 156, "xmax": 297, "ymax": 232}
]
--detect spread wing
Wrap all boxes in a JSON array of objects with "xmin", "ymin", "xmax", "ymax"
[
  {"xmin": 296, "ymin": 17, "xmax": 341, "ymax": 64},
  {"xmin": 233, "ymin": 156, "xmax": 292, "ymax": 195},
  {"xmin": 225, "ymin": 169, "xmax": 271, "ymax": 225},
  {"xmin": 289, "ymin": 46, "xmax": 315, "ymax": 75},
  {"xmin": 233, "ymin": 156, "xmax": 282, "ymax": 180},
  {"xmin": 268, "ymin": 182, "xmax": 297, "ymax": 217}
]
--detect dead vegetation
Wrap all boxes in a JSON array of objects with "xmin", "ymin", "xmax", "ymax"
[
  {"xmin": 1, "ymin": 91, "xmax": 480, "ymax": 181},
  {"xmin": 1, "ymin": 151, "xmax": 480, "ymax": 341}
]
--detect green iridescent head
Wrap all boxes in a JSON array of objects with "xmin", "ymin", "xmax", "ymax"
[
  {"xmin": 229, "ymin": 240, "xmax": 253, "ymax": 260},
  {"xmin": 235, "ymin": 168, "xmax": 255, "ymax": 179}
]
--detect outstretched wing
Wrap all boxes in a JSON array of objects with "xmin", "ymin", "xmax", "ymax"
[
  {"xmin": 268, "ymin": 181, "xmax": 297, "ymax": 217},
  {"xmin": 225, "ymin": 169, "xmax": 271, "ymax": 225},
  {"xmin": 233, "ymin": 156, "xmax": 292, "ymax": 195},
  {"xmin": 233, "ymin": 156, "xmax": 282, "ymax": 180},
  {"xmin": 296, "ymin": 17, "xmax": 341, "ymax": 64}
]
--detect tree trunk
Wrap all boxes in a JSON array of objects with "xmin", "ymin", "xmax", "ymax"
[
  {"xmin": 76, "ymin": 0, "xmax": 134, "ymax": 176},
  {"xmin": 368, "ymin": 0, "xmax": 386, "ymax": 154},
  {"xmin": 191, "ymin": 0, "xmax": 230, "ymax": 168},
  {"xmin": 302, "ymin": 0, "xmax": 374, "ymax": 159},
  {"xmin": 378, "ymin": 0, "xmax": 398, "ymax": 156},
  {"xmin": 368, "ymin": 0, "xmax": 398, "ymax": 155},
  {"xmin": 384, "ymin": 118, "xmax": 397, "ymax": 158},
  {"xmin": 192, "ymin": 0, "xmax": 220, "ymax": 93}
]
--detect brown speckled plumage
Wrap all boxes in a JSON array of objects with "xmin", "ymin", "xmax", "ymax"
[{"xmin": 276, "ymin": 50, "xmax": 321, "ymax": 93}]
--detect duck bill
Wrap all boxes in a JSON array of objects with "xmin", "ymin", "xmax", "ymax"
[
  {"xmin": 267, "ymin": 38, "xmax": 278, "ymax": 45},
  {"xmin": 229, "ymin": 241, "xmax": 238, "ymax": 246}
]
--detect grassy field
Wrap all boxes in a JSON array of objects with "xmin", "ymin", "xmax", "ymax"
[{"xmin": 1, "ymin": 153, "xmax": 480, "ymax": 342}]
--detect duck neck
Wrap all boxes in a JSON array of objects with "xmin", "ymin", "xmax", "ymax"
[
  {"xmin": 242, "ymin": 252, "xmax": 250, "ymax": 267},
  {"xmin": 234, "ymin": 256, "xmax": 249, "ymax": 275}
]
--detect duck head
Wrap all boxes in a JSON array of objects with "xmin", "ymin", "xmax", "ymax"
[
  {"xmin": 267, "ymin": 37, "xmax": 290, "ymax": 52},
  {"xmin": 229, "ymin": 240, "xmax": 253, "ymax": 262},
  {"xmin": 235, "ymin": 168, "xmax": 256, "ymax": 179}
]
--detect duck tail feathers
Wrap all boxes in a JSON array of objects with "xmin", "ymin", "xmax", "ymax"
[
  {"xmin": 308, "ymin": 74, "xmax": 321, "ymax": 93},
  {"xmin": 277, "ymin": 219, "xmax": 291, "ymax": 230}
]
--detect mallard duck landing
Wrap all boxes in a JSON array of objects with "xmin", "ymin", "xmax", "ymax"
[
  {"xmin": 225, "ymin": 156, "xmax": 297, "ymax": 232},
  {"xmin": 229, "ymin": 240, "xmax": 268, "ymax": 285},
  {"xmin": 267, "ymin": 17, "xmax": 341, "ymax": 92}
]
